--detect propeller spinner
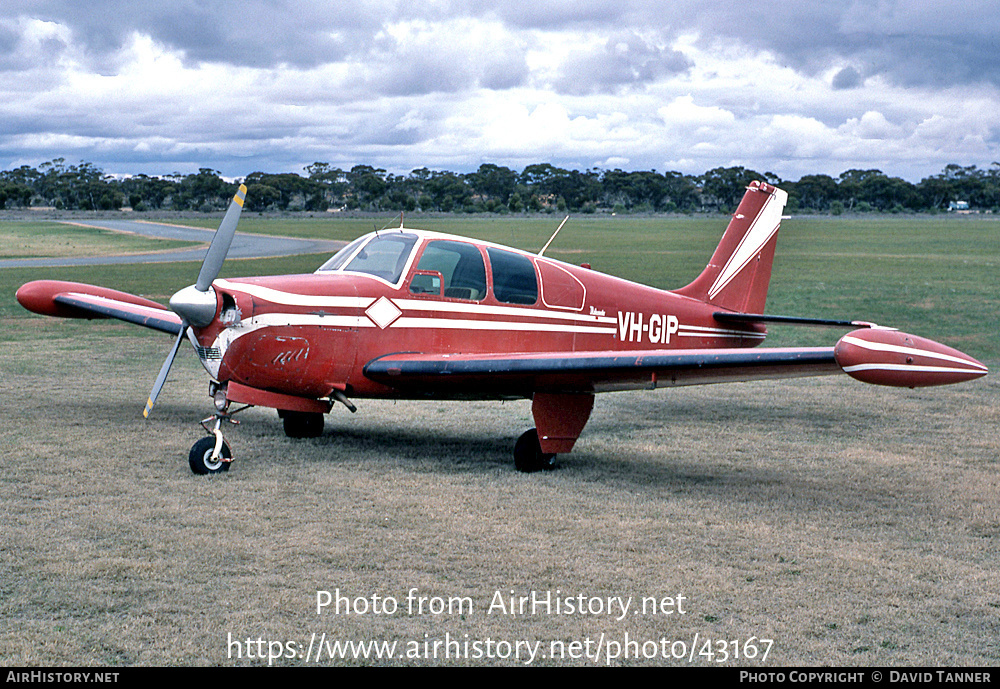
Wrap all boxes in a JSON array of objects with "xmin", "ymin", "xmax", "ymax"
[{"xmin": 142, "ymin": 184, "xmax": 247, "ymax": 418}]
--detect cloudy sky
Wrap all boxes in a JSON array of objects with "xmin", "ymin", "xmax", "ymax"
[{"xmin": 1, "ymin": 1, "xmax": 998, "ymax": 182}]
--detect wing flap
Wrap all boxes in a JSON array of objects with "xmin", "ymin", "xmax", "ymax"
[{"xmin": 364, "ymin": 347, "xmax": 840, "ymax": 397}]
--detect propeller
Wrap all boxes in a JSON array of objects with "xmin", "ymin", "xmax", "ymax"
[
  {"xmin": 142, "ymin": 183, "xmax": 247, "ymax": 419},
  {"xmin": 143, "ymin": 328, "xmax": 187, "ymax": 418},
  {"xmin": 196, "ymin": 184, "xmax": 249, "ymax": 292}
]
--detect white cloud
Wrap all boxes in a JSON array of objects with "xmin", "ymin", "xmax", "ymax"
[
  {"xmin": 658, "ymin": 96, "xmax": 736, "ymax": 127},
  {"xmin": 840, "ymin": 111, "xmax": 905, "ymax": 140}
]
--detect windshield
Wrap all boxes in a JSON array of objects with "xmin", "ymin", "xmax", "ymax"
[
  {"xmin": 316, "ymin": 232, "xmax": 419, "ymax": 284},
  {"xmin": 316, "ymin": 236, "xmax": 368, "ymax": 272}
]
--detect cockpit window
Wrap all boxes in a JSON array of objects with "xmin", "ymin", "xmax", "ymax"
[
  {"xmin": 316, "ymin": 232, "xmax": 418, "ymax": 284},
  {"xmin": 487, "ymin": 247, "xmax": 538, "ymax": 305}
]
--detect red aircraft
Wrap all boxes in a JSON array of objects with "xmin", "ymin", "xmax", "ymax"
[{"xmin": 16, "ymin": 181, "xmax": 987, "ymax": 474}]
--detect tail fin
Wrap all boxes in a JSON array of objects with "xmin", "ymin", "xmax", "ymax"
[{"xmin": 673, "ymin": 181, "xmax": 788, "ymax": 314}]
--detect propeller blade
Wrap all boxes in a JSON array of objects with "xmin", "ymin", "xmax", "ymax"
[
  {"xmin": 195, "ymin": 184, "xmax": 247, "ymax": 292},
  {"xmin": 143, "ymin": 326, "xmax": 187, "ymax": 419}
]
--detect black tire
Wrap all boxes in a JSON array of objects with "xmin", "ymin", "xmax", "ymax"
[
  {"xmin": 281, "ymin": 410, "xmax": 325, "ymax": 438},
  {"xmin": 513, "ymin": 428, "xmax": 556, "ymax": 473},
  {"xmin": 189, "ymin": 436, "xmax": 232, "ymax": 475}
]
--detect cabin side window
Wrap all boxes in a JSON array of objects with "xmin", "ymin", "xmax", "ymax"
[
  {"xmin": 487, "ymin": 248, "xmax": 538, "ymax": 305},
  {"xmin": 409, "ymin": 240, "xmax": 487, "ymax": 300}
]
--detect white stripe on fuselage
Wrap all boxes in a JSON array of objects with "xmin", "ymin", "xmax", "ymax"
[
  {"xmin": 215, "ymin": 280, "xmax": 616, "ymax": 325},
  {"xmin": 214, "ymin": 279, "xmax": 376, "ymax": 310},
  {"xmin": 392, "ymin": 317, "xmax": 616, "ymax": 335},
  {"xmin": 391, "ymin": 298, "xmax": 616, "ymax": 324}
]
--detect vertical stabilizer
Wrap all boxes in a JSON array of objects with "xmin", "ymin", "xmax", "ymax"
[{"xmin": 673, "ymin": 181, "xmax": 787, "ymax": 314}]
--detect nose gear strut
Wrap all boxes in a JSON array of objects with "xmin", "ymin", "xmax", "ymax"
[{"xmin": 188, "ymin": 404, "xmax": 249, "ymax": 474}]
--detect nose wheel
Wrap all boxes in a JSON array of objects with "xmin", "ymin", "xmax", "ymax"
[
  {"xmin": 189, "ymin": 435, "xmax": 232, "ymax": 474},
  {"xmin": 188, "ymin": 411, "xmax": 241, "ymax": 474}
]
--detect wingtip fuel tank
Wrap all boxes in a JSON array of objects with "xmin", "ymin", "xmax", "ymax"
[{"xmin": 834, "ymin": 328, "xmax": 987, "ymax": 387}]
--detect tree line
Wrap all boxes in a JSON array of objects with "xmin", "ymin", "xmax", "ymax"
[{"xmin": 1, "ymin": 158, "xmax": 998, "ymax": 215}]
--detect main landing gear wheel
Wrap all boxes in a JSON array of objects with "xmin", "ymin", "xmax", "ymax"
[
  {"xmin": 514, "ymin": 428, "xmax": 556, "ymax": 473},
  {"xmin": 280, "ymin": 410, "xmax": 325, "ymax": 438},
  {"xmin": 189, "ymin": 436, "xmax": 232, "ymax": 474}
]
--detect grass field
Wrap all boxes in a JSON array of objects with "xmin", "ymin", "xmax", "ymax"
[
  {"xmin": 0, "ymin": 221, "xmax": 199, "ymax": 259},
  {"xmin": 1, "ymin": 212, "xmax": 997, "ymax": 666}
]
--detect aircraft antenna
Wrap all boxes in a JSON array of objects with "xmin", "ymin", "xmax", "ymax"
[
  {"xmin": 538, "ymin": 216, "xmax": 569, "ymax": 257},
  {"xmin": 375, "ymin": 212, "xmax": 405, "ymax": 236}
]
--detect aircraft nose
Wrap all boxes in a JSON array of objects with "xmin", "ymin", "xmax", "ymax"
[{"xmin": 169, "ymin": 284, "xmax": 219, "ymax": 327}]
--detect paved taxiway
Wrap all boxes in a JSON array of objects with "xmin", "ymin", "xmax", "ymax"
[{"xmin": 0, "ymin": 219, "xmax": 345, "ymax": 268}]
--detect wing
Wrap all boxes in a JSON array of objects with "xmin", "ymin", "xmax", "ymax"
[
  {"xmin": 363, "ymin": 346, "xmax": 841, "ymax": 398},
  {"xmin": 16, "ymin": 280, "xmax": 182, "ymax": 335},
  {"xmin": 364, "ymin": 323, "xmax": 987, "ymax": 399}
]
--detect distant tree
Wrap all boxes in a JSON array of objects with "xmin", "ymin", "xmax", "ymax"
[
  {"xmin": 604, "ymin": 169, "xmax": 695, "ymax": 212},
  {"xmin": 244, "ymin": 172, "xmax": 317, "ymax": 210},
  {"xmin": 119, "ymin": 174, "xmax": 177, "ymax": 210},
  {"xmin": 245, "ymin": 183, "xmax": 282, "ymax": 211},
  {"xmin": 6, "ymin": 157, "xmax": 1000, "ymax": 216},
  {"xmin": 424, "ymin": 170, "xmax": 470, "ymax": 211},
  {"xmin": 661, "ymin": 171, "xmax": 699, "ymax": 211},
  {"xmin": 173, "ymin": 169, "xmax": 235, "ymax": 210},
  {"xmin": 789, "ymin": 174, "xmax": 839, "ymax": 211},
  {"xmin": 517, "ymin": 164, "xmax": 601, "ymax": 211},
  {"xmin": 838, "ymin": 169, "xmax": 884, "ymax": 210},
  {"xmin": 938, "ymin": 164, "xmax": 987, "ymax": 207},
  {"xmin": 701, "ymin": 166, "xmax": 767, "ymax": 211},
  {"xmin": 841, "ymin": 171, "xmax": 918, "ymax": 211},
  {"xmin": 466, "ymin": 163, "xmax": 517, "ymax": 206},
  {"xmin": 0, "ymin": 182, "xmax": 32, "ymax": 207},
  {"xmin": 346, "ymin": 165, "xmax": 389, "ymax": 209},
  {"xmin": 304, "ymin": 162, "xmax": 349, "ymax": 209},
  {"xmin": 916, "ymin": 174, "xmax": 956, "ymax": 211}
]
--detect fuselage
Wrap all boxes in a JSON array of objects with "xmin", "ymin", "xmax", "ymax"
[{"xmin": 190, "ymin": 229, "xmax": 765, "ymax": 402}]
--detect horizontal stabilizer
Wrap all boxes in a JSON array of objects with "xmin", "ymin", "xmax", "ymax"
[{"xmin": 714, "ymin": 312, "xmax": 880, "ymax": 329}]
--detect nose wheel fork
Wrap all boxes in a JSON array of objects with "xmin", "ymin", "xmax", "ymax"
[{"xmin": 188, "ymin": 410, "xmax": 243, "ymax": 474}]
